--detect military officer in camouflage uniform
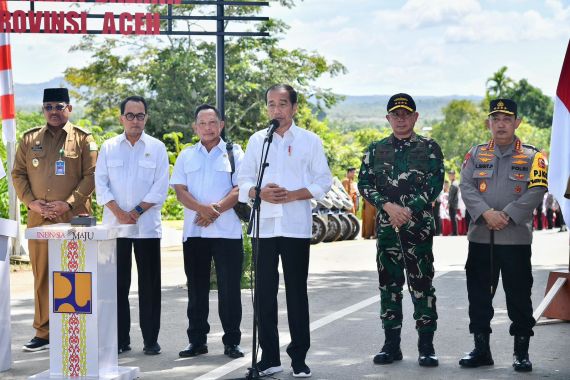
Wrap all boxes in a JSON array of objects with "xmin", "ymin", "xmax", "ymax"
[
  {"xmin": 358, "ymin": 93, "xmax": 444, "ymax": 367},
  {"xmin": 12, "ymin": 88, "xmax": 98, "ymax": 352},
  {"xmin": 458, "ymin": 99, "xmax": 547, "ymax": 372}
]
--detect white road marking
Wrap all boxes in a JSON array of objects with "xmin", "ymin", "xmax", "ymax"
[{"xmin": 194, "ymin": 271, "xmax": 448, "ymax": 380}]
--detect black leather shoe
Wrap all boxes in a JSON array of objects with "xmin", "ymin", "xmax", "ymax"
[
  {"xmin": 459, "ymin": 333, "xmax": 494, "ymax": 368},
  {"xmin": 143, "ymin": 342, "xmax": 161, "ymax": 355},
  {"xmin": 513, "ymin": 336, "xmax": 532, "ymax": 372},
  {"xmin": 179, "ymin": 343, "xmax": 208, "ymax": 358},
  {"xmin": 118, "ymin": 344, "xmax": 131, "ymax": 354},
  {"xmin": 224, "ymin": 344, "xmax": 244, "ymax": 358},
  {"xmin": 22, "ymin": 337, "xmax": 49, "ymax": 352}
]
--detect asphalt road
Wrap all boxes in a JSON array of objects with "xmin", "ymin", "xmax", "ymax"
[{"xmin": 4, "ymin": 229, "xmax": 570, "ymax": 379}]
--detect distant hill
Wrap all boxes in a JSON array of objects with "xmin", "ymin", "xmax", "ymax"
[
  {"xmin": 14, "ymin": 78, "xmax": 483, "ymax": 125},
  {"xmin": 14, "ymin": 77, "xmax": 68, "ymax": 109},
  {"xmin": 326, "ymin": 95, "xmax": 484, "ymax": 124}
]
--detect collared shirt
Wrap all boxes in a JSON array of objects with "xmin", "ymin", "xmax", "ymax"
[
  {"xmin": 95, "ymin": 131, "xmax": 169, "ymax": 239},
  {"xmin": 170, "ymin": 139, "xmax": 243, "ymax": 240},
  {"xmin": 12, "ymin": 122, "xmax": 97, "ymax": 227},
  {"xmin": 460, "ymin": 138, "xmax": 547, "ymax": 245},
  {"xmin": 238, "ymin": 123, "xmax": 332, "ymax": 238}
]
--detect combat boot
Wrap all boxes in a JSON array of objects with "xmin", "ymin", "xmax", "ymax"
[
  {"xmin": 418, "ymin": 332, "xmax": 438, "ymax": 367},
  {"xmin": 512, "ymin": 336, "xmax": 532, "ymax": 372},
  {"xmin": 459, "ymin": 333, "xmax": 494, "ymax": 367},
  {"xmin": 373, "ymin": 328, "xmax": 403, "ymax": 365}
]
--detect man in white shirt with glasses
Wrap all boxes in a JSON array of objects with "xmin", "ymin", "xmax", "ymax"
[
  {"xmin": 170, "ymin": 104, "xmax": 245, "ymax": 360},
  {"xmin": 238, "ymin": 84, "xmax": 332, "ymax": 378},
  {"xmin": 95, "ymin": 96, "xmax": 169, "ymax": 356}
]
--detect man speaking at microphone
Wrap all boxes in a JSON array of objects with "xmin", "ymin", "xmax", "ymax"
[{"xmin": 238, "ymin": 84, "xmax": 332, "ymax": 378}]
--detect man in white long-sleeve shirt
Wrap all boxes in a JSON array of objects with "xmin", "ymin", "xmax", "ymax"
[
  {"xmin": 238, "ymin": 84, "xmax": 332, "ymax": 378},
  {"xmin": 95, "ymin": 96, "xmax": 169, "ymax": 356}
]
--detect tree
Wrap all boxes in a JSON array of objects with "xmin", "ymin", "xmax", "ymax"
[
  {"xmin": 430, "ymin": 100, "xmax": 486, "ymax": 168},
  {"xmin": 505, "ymin": 79, "xmax": 554, "ymax": 129},
  {"xmin": 486, "ymin": 67, "xmax": 554, "ymax": 129},
  {"xmin": 486, "ymin": 66, "xmax": 514, "ymax": 98},
  {"xmin": 64, "ymin": 1, "xmax": 346, "ymax": 147}
]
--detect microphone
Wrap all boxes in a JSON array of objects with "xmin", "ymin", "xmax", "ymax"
[{"xmin": 266, "ymin": 119, "xmax": 280, "ymax": 139}]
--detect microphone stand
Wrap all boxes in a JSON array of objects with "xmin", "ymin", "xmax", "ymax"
[{"xmin": 240, "ymin": 130, "xmax": 275, "ymax": 380}]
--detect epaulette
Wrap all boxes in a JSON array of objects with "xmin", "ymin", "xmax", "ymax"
[
  {"xmin": 22, "ymin": 126, "xmax": 42, "ymax": 135},
  {"xmin": 522, "ymin": 143, "xmax": 539, "ymax": 153},
  {"xmin": 72, "ymin": 125, "xmax": 93, "ymax": 135}
]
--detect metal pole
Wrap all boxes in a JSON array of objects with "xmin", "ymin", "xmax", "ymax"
[
  {"xmin": 216, "ymin": 2, "xmax": 226, "ymax": 139},
  {"xmin": 7, "ymin": 141, "xmax": 21, "ymax": 258}
]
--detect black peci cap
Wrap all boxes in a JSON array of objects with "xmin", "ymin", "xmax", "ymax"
[{"xmin": 43, "ymin": 88, "xmax": 70, "ymax": 103}]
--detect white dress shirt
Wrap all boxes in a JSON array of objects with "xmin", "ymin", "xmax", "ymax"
[
  {"xmin": 95, "ymin": 132, "xmax": 169, "ymax": 239},
  {"xmin": 170, "ymin": 139, "xmax": 244, "ymax": 241},
  {"xmin": 238, "ymin": 123, "xmax": 332, "ymax": 238}
]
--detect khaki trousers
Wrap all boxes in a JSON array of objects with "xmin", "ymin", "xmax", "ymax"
[{"xmin": 28, "ymin": 239, "xmax": 49, "ymax": 340}]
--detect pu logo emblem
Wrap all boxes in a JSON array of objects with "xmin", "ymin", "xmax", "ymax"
[{"xmin": 53, "ymin": 272, "xmax": 92, "ymax": 314}]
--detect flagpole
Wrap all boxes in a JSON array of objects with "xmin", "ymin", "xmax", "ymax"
[
  {"xmin": 0, "ymin": 0, "xmax": 22, "ymax": 258},
  {"xmin": 533, "ymin": 39, "xmax": 570, "ymax": 323}
]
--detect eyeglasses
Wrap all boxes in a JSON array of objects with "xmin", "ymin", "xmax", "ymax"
[
  {"xmin": 388, "ymin": 111, "xmax": 414, "ymax": 120},
  {"xmin": 123, "ymin": 113, "xmax": 146, "ymax": 121},
  {"xmin": 43, "ymin": 104, "xmax": 68, "ymax": 112}
]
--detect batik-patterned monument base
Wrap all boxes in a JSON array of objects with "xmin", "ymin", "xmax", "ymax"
[{"xmin": 25, "ymin": 224, "xmax": 139, "ymax": 380}]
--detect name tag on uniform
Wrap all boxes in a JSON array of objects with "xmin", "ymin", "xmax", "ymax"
[{"xmin": 55, "ymin": 160, "xmax": 65, "ymax": 176}]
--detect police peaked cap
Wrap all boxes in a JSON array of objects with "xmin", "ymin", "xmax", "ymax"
[
  {"xmin": 489, "ymin": 98, "xmax": 517, "ymax": 117},
  {"xmin": 43, "ymin": 88, "xmax": 70, "ymax": 103}
]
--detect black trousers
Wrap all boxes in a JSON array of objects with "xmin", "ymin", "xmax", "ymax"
[
  {"xmin": 433, "ymin": 201, "xmax": 441, "ymax": 236},
  {"xmin": 183, "ymin": 237, "xmax": 243, "ymax": 346},
  {"xmin": 254, "ymin": 237, "xmax": 311, "ymax": 366},
  {"xmin": 117, "ymin": 238, "xmax": 162, "ymax": 347},
  {"xmin": 449, "ymin": 206, "xmax": 458, "ymax": 236},
  {"xmin": 466, "ymin": 242, "xmax": 535, "ymax": 336}
]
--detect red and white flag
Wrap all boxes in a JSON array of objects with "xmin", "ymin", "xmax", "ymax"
[
  {"xmin": 0, "ymin": 0, "xmax": 16, "ymax": 144},
  {"xmin": 549, "ymin": 40, "xmax": 570, "ymax": 223}
]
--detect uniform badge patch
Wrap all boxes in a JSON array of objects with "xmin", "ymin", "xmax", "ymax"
[
  {"xmin": 479, "ymin": 180, "xmax": 487, "ymax": 193},
  {"xmin": 32, "ymin": 158, "xmax": 39, "ymax": 167},
  {"xmin": 529, "ymin": 152, "xmax": 548, "ymax": 189},
  {"xmin": 514, "ymin": 185, "xmax": 522, "ymax": 193},
  {"xmin": 89, "ymin": 142, "xmax": 98, "ymax": 151}
]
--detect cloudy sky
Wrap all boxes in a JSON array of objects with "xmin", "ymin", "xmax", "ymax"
[{"xmin": 7, "ymin": 0, "xmax": 570, "ymax": 97}]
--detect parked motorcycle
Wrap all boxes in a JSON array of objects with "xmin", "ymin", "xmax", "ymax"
[{"xmin": 311, "ymin": 178, "xmax": 361, "ymax": 244}]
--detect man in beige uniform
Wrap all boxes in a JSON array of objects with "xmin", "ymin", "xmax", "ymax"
[{"xmin": 12, "ymin": 88, "xmax": 97, "ymax": 351}]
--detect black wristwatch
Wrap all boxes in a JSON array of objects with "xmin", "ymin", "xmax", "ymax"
[{"xmin": 134, "ymin": 205, "xmax": 145, "ymax": 215}]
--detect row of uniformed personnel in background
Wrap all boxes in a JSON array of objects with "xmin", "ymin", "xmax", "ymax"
[{"xmin": 10, "ymin": 86, "xmax": 554, "ymax": 377}]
